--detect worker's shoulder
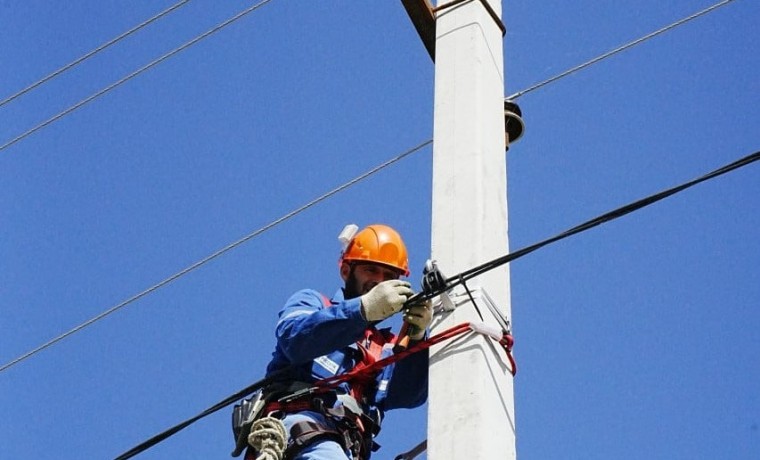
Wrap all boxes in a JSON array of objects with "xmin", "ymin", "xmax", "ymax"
[{"xmin": 284, "ymin": 288, "xmax": 331, "ymax": 307}]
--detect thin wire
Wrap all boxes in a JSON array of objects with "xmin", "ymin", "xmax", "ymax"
[
  {"xmin": 0, "ymin": 139, "xmax": 433, "ymax": 373},
  {"xmin": 0, "ymin": 0, "xmax": 739, "ymax": 372},
  {"xmin": 0, "ymin": 0, "xmax": 191, "ymax": 109},
  {"xmin": 506, "ymin": 0, "xmax": 736, "ymax": 100},
  {"xmin": 461, "ymin": 279, "xmax": 485, "ymax": 321},
  {"xmin": 0, "ymin": 0, "xmax": 274, "ymax": 154}
]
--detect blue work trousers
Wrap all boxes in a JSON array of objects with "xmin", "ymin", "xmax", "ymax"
[{"xmin": 283, "ymin": 411, "xmax": 353, "ymax": 460}]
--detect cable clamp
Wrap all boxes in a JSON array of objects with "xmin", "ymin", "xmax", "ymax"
[{"xmin": 422, "ymin": 260, "xmax": 461, "ymax": 312}]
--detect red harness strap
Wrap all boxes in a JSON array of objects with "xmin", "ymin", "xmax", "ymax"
[
  {"xmin": 264, "ymin": 399, "xmax": 312, "ymax": 414},
  {"xmin": 350, "ymin": 327, "xmax": 393, "ymax": 402},
  {"xmin": 319, "ymin": 292, "xmax": 395, "ymax": 402},
  {"xmin": 316, "ymin": 322, "xmax": 516, "ymax": 392}
]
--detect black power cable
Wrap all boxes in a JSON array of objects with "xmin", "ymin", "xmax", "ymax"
[
  {"xmin": 408, "ymin": 149, "xmax": 760, "ymax": 305},
  {"xmin": 115, "ymin": 149, "xmax": 758, "ymax": 459},
  {"xmin": 113, "ymin": 367, "xmax": 291, "ymax": 460}
]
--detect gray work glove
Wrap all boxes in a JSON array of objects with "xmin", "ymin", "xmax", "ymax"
[
  {"xmin": 403, "ymin": 301, "xmax": 433, "ymax": 340},
  {"xmin": 360, "ymin": 280, "xmax": 413, "ymax": 322}
]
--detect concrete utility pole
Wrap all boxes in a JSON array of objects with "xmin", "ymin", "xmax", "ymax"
[{"xmin": 424, "ymin": 0, "xmax": 516, "ymax": 458}]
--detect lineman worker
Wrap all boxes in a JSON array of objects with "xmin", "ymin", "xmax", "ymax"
[{"xmin": 251, "ymin": 224, "xmax": 432, "ymax": 460}]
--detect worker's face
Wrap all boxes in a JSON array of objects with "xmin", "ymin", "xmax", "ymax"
[{"xmin": 341, "ymin": 262, "xmax": 401, "ymax": 299}]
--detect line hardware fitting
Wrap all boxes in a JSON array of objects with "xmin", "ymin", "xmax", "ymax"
[{"xmin": 113, "ymin": 148, "xmax": 759, "ymax": 459}]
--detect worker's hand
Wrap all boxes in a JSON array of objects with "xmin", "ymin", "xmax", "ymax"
[
  {"xmin": 403, "ymin": 300, "xmax": 433, "ymax": 340},
  {"xmin": 360, "ymin": 280, "xmax": 413, "ymax": 322}
]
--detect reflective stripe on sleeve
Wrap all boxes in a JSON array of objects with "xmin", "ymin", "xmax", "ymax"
[{"xmin": 277, "ymin": 309, "xmax": 316, "ymax": 326}]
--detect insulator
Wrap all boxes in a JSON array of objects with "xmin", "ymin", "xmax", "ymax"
[{"xmin": 504, "ymin": 100, "xmax": 525, "ymax": 150}]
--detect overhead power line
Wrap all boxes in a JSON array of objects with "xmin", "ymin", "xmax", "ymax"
[
  {"xmin": 0, "ymin": 0, "xmax": 191, "ymax": 109},
  {"xmin": 115, "ymin": 148, "xmax": 759, "ymax": 459},
  {"xmin": 0, "ymin": 0, "xmax": 274, "ymax": 154},
  {"xmin": 0, "ymin": 0, "xmax": 735, "ymax": 150},
  {"xmin": 0, "ymin": 139, "xmax": 433, "ymax": 374},
  {"xmin": 113, "ymin": 366, "xmax": 292, "ymax": 460},
  {"xmin": 0, "ymin": 0, "xmax": 743, "ymax": 372},
  {"xmin": 413, "ymin": 149, "xmax": 760, "ymax": 304},
  {"xmin": 507, "ymin": 0, "xmax": 737, "ymax": 100}
]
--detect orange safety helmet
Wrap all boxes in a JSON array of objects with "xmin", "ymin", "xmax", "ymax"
[{"xmin": 339, "ymin": 224, "xmax": 410, "ymax": 276}]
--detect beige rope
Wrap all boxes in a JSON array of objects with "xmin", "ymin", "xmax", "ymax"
[{"xmin": 248, "ymin": 416, "xmax": 288, "ymax": 460}]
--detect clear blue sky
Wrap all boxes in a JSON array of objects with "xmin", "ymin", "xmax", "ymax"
[{"xmin": 1, "ymin": 1, "xmax": 758, "ymax": 459}]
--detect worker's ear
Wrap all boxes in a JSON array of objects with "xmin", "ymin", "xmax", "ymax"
[{"xmin": 340, "ymin": 262, "xmax": 351, "ymax": 282}]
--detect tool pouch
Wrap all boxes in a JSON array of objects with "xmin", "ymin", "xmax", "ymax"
[
  {"xmin": 231, "ymin": 382, "xmax": 315, "ymax": 457},
  {"xmin": 231, "ymin": 390, "xmax": 267, "ymax": 457}
]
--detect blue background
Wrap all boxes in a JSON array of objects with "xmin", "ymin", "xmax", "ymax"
[{"xmin": 1, "ymin": 1, "xmax": 758, "ymax": 459}]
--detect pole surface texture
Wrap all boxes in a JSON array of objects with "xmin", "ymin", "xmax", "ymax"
[{"xmin": 428, "ymin": 0, "xmax": 516, "ymax": 458}]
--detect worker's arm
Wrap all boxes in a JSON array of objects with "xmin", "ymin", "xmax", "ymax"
[
  {"xmin": 275, "ymin": 289, "xmax": 367, "ymax": 365},
  {"xmin": 276, "ymin": 279, "xmax": 413, "ymax": 364},
  {"xmin": 375, "ymin": 346, "xmax": 429, "ymax": 410},
  {"xmin": 377, "ymin": 299, "xmax": 432, "ymax": 409}
]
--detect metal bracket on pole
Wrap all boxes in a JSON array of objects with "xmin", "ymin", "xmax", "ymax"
[
  {"xmin": 422, "ymin": 261, "xmax": 512, "ymax": 332},
  {"xmin": 426, "ymin": 279, "xmax": 517, "ymax": 375},
  {"xmin": 475, "ymin": 286, "xmax": 512, "ymax": 335},
  {"xmin": 442, "ymin": 284, "xmax": 516, "ymax": 374},
  {"xmin": 440, "ymin": 282, "xmax": 512, "ymax": 333}
]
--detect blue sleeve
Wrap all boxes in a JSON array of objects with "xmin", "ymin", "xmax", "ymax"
[{"xmin": 275, "ymin": 289, "xmax": 368, "ymax": 365}]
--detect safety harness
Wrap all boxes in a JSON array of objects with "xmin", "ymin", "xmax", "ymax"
[
  {"xmin": 232, "ymin": 295, "xmax": 395, "ymax": 460},
  {"xmin": 232, "ymin": 321, "xmax": 516, "ymax": 460}
]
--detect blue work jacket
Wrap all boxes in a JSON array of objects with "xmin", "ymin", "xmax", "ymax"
[{"xmin": 265, "ymin": 288, "xmax": 428, "ymax": 412}]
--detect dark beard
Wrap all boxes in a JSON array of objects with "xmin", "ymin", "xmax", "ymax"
[{"xmin": 343, "ymin": 266, "xmax": 362, "ymax": 300}]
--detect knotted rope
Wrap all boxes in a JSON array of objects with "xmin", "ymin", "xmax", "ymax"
[{"xmin": 249, "ymin": 416, "xmax": 287, "ymax": 460}]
